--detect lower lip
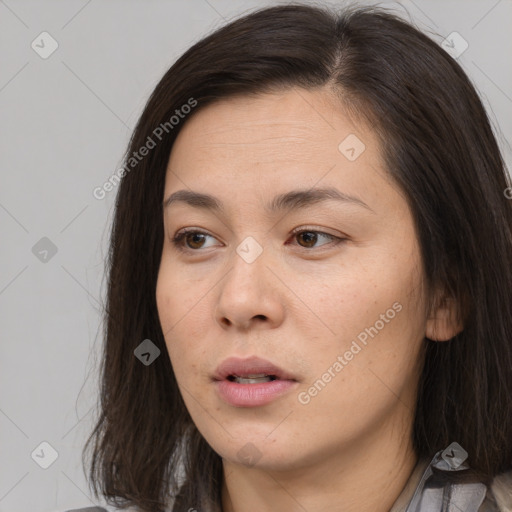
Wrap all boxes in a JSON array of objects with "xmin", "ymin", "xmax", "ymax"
[{"xmin": 215, "ymin": 379, "xmax": 298, "ymax": 407}]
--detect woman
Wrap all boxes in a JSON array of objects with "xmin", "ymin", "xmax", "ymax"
[{"xmin": 79, "ymin": 4, "xmax": 512, "ymax": 511}]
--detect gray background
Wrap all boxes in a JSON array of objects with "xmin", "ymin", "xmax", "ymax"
[{"xmin": 1, "ymin": 0, "xmax": 511, "ymax": 510}]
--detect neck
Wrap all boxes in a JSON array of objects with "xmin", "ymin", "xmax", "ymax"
[{"xmin": 221, "ymin": 419, "xmax": 418, "ymax": 512}]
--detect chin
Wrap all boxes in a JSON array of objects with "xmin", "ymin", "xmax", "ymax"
[{"xmin": 206, "ymin": 431, "xmax": 302, "ymax": 470}]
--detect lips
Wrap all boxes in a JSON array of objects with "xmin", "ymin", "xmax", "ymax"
[
  {"xmin": 212, "ymin": 355, "xmax": 299, "ymax": 407},
  {"xmin": 213, "ymin": 356, "xmax": 298, "ymax": 382}
]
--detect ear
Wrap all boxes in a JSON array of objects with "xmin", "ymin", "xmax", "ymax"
[{"xmin": 425, "ymin": 296, "xmax": 464, "ymax": 342}]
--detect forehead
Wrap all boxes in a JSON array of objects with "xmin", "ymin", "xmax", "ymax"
[
  {"xmin": 170, "ymin": 87, "xmax": 374, "ymax": 159},
  {"xmin": 164, "ymin": 87, "xmax": 395, "ymax": 207}
]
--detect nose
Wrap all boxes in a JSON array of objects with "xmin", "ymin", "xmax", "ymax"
[{"xmin": 214, "ymin": 247, "xmax": 285, "ymax": 331}]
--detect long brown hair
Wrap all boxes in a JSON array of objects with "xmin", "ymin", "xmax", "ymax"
[{"xmin": 83, "ymin": 4, "xmax": 512, "ymax": 511}]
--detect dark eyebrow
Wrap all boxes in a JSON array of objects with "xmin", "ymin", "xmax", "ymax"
[{"xmin": 163, "ymin": 187, "xmax": 375, "ymax": 214}]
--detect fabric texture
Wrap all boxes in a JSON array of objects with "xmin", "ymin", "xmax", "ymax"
[
  {"xmin": 392, "ymin": 447, "xmax": 512, "ymax": 512},
  {"xmin": 65, "ymin": 450, "xmax": 512, "ymax": 512}
]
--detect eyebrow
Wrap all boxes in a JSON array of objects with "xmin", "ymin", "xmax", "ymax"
[{"xmin": 163, "ymin": 187, "xmax": 375, "ymax": 214}]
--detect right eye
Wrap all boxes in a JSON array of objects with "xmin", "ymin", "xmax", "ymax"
[{"xmin": 171, "ymin": 229, "xmax": 222, "ymax": 251}]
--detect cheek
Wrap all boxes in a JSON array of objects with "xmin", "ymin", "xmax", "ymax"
[
  {"xmin": 307, "ymin": 265, "xmax": 421, "ymax": 344},
  {"xmin": 301, "ymin": 244, "xmax": 426, "ymax": 386},
  {"xmin": 155, "ymin": 269, "xmax": 174, "ymax": 336},
  {"xmin": 156, "ymin": 257, "xmax": 199, "ymax": 334},
  {"xmin": 156, "ymin": 264, "xmax": 186, "ymax": 364},
  {"xmin": 156, "ymin": 262, "xmax": 210, "ymax": 375},
  {"xmin": 294, "ymin": 280, "xmax": 425, "ymax": 441}
]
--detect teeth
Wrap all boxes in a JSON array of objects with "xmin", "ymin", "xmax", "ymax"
[{"xmin": 230, "ymin": 373, "xmax": 276, "ymax": 384}]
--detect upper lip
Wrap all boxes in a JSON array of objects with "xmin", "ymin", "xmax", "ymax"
[{"xmin": 213, "ymin": 356, "xmax": 297, "ymax": 381}]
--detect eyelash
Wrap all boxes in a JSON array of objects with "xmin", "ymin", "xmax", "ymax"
[{"xmin": 171, "ymin": 226, "xmax": 347, "ymax": 253}]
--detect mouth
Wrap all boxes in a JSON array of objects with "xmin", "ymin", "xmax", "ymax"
[
  {"xmin": 212, "ymin": 356, "xmax": 298, "ymax": 407},
  {"xmin": 226, "ymin": 374, "xmax": 278, "ymax": 384},
  {"xmin": 213, "ymin": 355, "xmax": 298, "ymax": 383}
]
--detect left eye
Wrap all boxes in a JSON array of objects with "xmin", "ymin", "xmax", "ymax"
[{"xmin": 291, "ymin": 230, "xmax": 340, "ymax": 248}]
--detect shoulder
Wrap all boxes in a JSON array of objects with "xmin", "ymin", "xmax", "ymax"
[
  {"xmin": 488, "ymin": 469, "xmax": 512, "ymax": 512},
  {"xmin": 403, "ymin": 451, "xmax": 512, "ymax": 512}
]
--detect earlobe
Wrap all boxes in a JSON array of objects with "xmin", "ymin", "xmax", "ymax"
[{"xmin": 425, "ymin": 296, "xmax": 464, "ymax": 342}]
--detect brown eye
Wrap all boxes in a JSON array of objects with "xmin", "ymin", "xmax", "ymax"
[
  {"xmin": 171, "ymin": 229, "xmax": 221, "ymax": 252},
  {"xmin": 290, "ymin": 229, "xmax": 343, "ymax": 250},
  {"xmin": 296, "ymin": 231, "xmax": 318, "ymax": 248},
  {"xmin": 185, "ymin": 232, "xmax": 207, "ymax": 249}
]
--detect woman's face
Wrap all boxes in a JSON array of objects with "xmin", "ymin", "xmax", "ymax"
[{"xmin": 156, "ymin": 87, "xmax": 429, "ymax": 471}]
